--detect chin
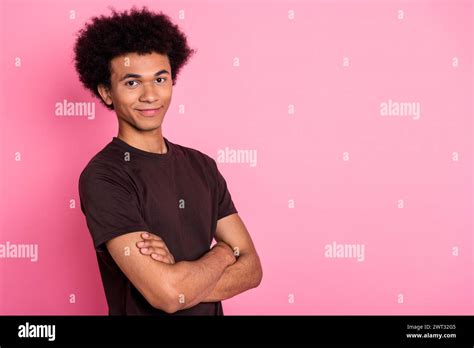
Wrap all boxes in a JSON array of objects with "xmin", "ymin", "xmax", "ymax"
[{"xmin": 140, "ymin": 123, "xmax": 163, "ymax": 131}]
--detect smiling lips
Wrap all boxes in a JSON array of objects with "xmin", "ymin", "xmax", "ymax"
[{"xmin": 136, "ymin": 106, "xmax": 162, "ymax": 117}]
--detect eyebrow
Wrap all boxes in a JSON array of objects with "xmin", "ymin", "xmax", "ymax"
[{"xmin": 119, "ymin": 69, "xmax": 170, "ymax": 81}]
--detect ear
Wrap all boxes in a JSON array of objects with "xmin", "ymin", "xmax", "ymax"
[{"xmin": 97, "ymin": 84, "xmax": 113, "ymax": 106}]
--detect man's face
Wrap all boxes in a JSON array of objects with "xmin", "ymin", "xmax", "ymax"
[{"xmin": 98, "ymin": 52, "xmax": 173, "ymax": 132}]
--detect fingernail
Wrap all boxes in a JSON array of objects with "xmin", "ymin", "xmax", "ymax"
[
  {"xmin": 137, "ymin": 242, "xmax": 144, "ymax": 247},
  {"xmin": 142, "ymin": 248, "xmax": 148, "ymax": 252},
  {"xmin": 142, "ymin": 233, "xmax": 149, "ymax": 238}
]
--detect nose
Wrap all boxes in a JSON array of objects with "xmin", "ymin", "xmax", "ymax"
[{"xmin": 139, "ymin": 83, "xmax": 159, "ymax": 103}]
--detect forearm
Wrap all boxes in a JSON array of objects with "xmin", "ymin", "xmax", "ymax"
[
  {"xmin": 202, "ymin": 252, "xmax": 262, "ymax": 302},
  {"xmin": 169, "ymin": 244, "xmax": 235, "ymax": 311}
]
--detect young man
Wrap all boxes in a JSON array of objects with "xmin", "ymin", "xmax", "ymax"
[{"xmin": 75, "ymin": 7, "xmax": 262, "ymax": 315}]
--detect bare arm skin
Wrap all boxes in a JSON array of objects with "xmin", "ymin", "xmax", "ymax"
[
  {"xmin": 201, "ymin": 213, "xmax": 263, "ymax": 302},
  {"xmin": 134, "ymin": 213, "xmax": 263, "ymax": 303},
  {"xmin": 106, "ymin": 233, "xmax": 236, "ymax": 313}
]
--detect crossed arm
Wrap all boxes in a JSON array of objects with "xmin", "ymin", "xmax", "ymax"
[{"xmin": 106, "ymin": 213, "xmax": 263, "ymax": 313}]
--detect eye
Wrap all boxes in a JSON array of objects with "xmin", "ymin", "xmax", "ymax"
[
  {"xmin": 125, "ymin": 80, "xmax": 139, "ymax": 88},
  {"xmin": 125, "ymin": 78, "xmax": 166, "ymax": 88}
]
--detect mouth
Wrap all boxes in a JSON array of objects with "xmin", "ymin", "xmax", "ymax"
[{"xmin": 136, "ymin": 106, "xmax": 163, "ymax": 117}]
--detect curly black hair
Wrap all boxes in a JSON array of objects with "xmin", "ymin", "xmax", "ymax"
[{"xmin": 73, "ymin": 6, "xmax": 196, "ymax": 110}]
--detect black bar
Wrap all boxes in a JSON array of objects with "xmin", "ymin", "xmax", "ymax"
[{"xmin": 0, "ymin": 315, "xmax": 472, "ymax": 346}]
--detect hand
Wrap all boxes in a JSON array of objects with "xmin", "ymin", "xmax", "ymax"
[
  {"xmin": 212, "ymin": 241, "xmax": 237, "ymax": 266},
  {"xmin": 136, "ymin": 232, "xmax": 175, "ymax": 264}
]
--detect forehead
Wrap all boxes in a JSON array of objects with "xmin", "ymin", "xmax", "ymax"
[{"xmin": 109, "ymin": 52, "xmax": 170, "ymax": 75}]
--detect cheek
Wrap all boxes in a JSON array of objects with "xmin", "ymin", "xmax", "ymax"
[
  {"xmin": 163, "ymin": 88, "xmax": 173, "ymax": 102},
  {"xmin": 114, "ymin": 88, "xmax": 138, "ymax": 106}
]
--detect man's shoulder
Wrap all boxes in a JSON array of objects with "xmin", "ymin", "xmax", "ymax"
[
  {"xmin": 79, "ymin": 142, "xmax": 125, "ymax": 181},
  {"xmin": 171, "ymin": 140, "xmax": 217, "ymax": 169}
]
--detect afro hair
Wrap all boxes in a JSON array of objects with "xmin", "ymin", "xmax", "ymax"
[{"xmin": 73, "ymin": 6, "xmax": 196, "ymax": 110}]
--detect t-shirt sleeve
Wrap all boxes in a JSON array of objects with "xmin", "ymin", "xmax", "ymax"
[
  {"xmin": 213, "ymin": 160, "xmax": 238, "ymax": 220},
  {"xmin": 78, "ymin": 164, "xmax": 151, "ymax": 253}
]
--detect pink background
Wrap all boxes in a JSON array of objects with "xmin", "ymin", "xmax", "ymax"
[{"xmin": 0, "ymin": 0, "xmax": 472, "ymax": 315}]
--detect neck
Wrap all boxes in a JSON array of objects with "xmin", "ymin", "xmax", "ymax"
[{"xmin": 117, "ymin": 128, "xmax": 167, "ymax": 154}]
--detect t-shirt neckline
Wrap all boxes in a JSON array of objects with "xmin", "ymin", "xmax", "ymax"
[{"xmin": 112, "ymin": 136, "xmax": 173, "ymax": 160}]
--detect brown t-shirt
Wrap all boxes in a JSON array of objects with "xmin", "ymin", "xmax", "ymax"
[{"xmin": 78, "ymin": 136, "xmax": 238, "ymax": 315}]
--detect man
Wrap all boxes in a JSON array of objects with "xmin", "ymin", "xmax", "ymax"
[{"xmin": 75, "ymin": 7, "xmax": 262, "ymax": 315}]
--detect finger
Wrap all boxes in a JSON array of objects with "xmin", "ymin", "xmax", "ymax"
[
  {"xmin": 148, "ymin": 240, "xmax": 172, "ymax": 254},
  {"xmin": 142, "ymin": 232, "xmax": 162, "ymax": 241},
  {"xmin": 136, "ymin": 240, "xmax": 167, "ymax": 250},
  {"xmin": 151, "ymin": 253, "xmax": 173, "ymax": 264},
  {"xmin": 137, "ymin": 241, "xmax": 175, "ymax": 263},
  {"xmin": 143, "ymin": 235, "xmax": 170, "ymax": 251},
  {"xmin": 148, "ymin": 247, "xmax": 168, "ymax": 256},
  {"xmin": 140, "ymin": 246, "xmax": 167, "ymax": 255},
  {"xmin": 139, "ymin": 247, "xmax": 152, "ymax": 255},
  {"xmin": 139, "ymin": 246, "xmax": 167, "ymax": 256}
]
